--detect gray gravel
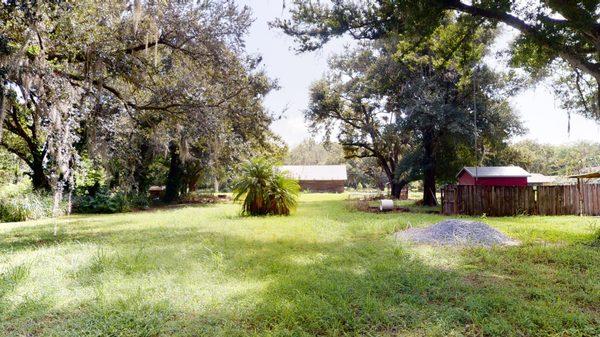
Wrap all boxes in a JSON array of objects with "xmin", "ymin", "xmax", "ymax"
[{"xmin": 395, "ymin": 219, "xmax": 519, "ymax": 247}]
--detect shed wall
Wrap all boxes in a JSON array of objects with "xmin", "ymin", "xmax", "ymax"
[{"xmin": 299, "ymin": 180, "xmax": 345, "ymax": 193}]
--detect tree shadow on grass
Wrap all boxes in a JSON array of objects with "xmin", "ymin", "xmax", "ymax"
[
  {"xmin": 0, "ymin": 219, "xmax": 136, "ymax": 254},
  {"xmin": 1, "ymin": 224, "xmax": 598, "ymax": 336}
]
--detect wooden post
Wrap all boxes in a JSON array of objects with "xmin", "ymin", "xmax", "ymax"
[{"xmin": 577, "ymin": 178, "xmax": 584, "ymax": 216}]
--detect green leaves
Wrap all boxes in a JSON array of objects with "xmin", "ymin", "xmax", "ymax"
[
  {"xmin": 279, "ymin": 0, "xmax": 600, "ymax": 121},
  {"xmin": 232, "ymin": 158, "xmax": 300, "ymax": 216}
]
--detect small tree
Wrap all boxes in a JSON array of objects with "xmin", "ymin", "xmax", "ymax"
[{"xmin": 233, "ymin": 159, "xmax": 300, "ymax": 216}]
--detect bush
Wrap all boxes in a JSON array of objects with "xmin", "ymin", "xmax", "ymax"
[
  {"xmin": 73, "ymin": 191, "xmax": 149, "ymax": 214},
  {"xmin": 232, "ymin": 158, "xmax": 300, "ymax": 216},
  {"xmin": 0, "ymin": 183, "xmax": 56, "ymax": 222}
]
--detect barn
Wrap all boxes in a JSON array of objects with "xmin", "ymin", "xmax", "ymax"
[
  {"xmin": 457, "ymin": 166, "xmax": 530, "ymax": 186},
  {"xmin": 279, "ymin": 165, "xmax": 347, "ymax": 193}
]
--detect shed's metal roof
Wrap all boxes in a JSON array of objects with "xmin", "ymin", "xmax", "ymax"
[
  {"xmin": 279, "ymin": 165, "xmax": 347, "ymax": 181},
  {"xmin": 458, "ymin": 166, "xmax": 530, "ymax": 178}
]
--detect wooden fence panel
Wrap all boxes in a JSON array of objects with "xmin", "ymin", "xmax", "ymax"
[
  {"xmin": 442, "ymin": 184, "xmax": 600, "ymax": 216},
  {"xmin": 584, "ymin": 184, "xmax": 600, "ymax": 216}
]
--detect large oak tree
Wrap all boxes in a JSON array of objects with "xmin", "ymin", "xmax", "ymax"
[
  {"xmin": 306, "ymin": 30, "xmax": 522, "ymax": 204},
  {"xmin": 0, "ymin": 0, "xmax": 276, "ymax": 201},
  {"xmin": 276, "ymin": 0, "xmax": 600, "ymax": 122}
]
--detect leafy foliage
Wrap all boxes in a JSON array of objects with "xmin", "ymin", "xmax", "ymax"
[
  {"xmin": 490, "ymin": 141, "xmax": 600, "ymax": 176},
  {"xmin": 1, "ymin": 0, "xmax": 278, "ymax": 205},
  {"xmin": 233, "ymin": 159, "xmax": 300, "ymax": 216},
  {"xmin": 306, "ymin": 31, "xmax": 522, "ymax": 203},
  {"xmin": 72, "ymin": 190, "xmax": 149, "ymax": 214},
  {"xmin": 0, "ymin": 193, "xmax": 56, "ymax": 222},
  {"xmin": 277, "ymin": 0, "xmax": 600, "ymax": 121},
  {"xmin": 0, "ymin": 148, "xmax": 21, "ymax": 184},
  {"xmin": 285, "ymin": 138, "xmax": 345, "ymax": 166},
  {"xmin": 0, "ymin": 182, "xmax": 57, "ymax": 222}
]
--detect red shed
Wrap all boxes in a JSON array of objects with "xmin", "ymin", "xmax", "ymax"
[{"xmin": 457, "ymin": 166, "xmax": 530, "ymax": 187}]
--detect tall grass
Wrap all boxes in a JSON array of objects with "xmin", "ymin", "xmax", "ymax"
[{"xmin": 0, "ymin": 182, "xmax": 57, "ymax": 222}]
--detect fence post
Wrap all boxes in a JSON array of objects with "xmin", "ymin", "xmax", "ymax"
[{"xmin": 577, "ymin": 178, "xmax": 584, "ymax": 216}]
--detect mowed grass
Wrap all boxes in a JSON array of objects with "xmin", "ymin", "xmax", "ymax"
[{"xmin": 0, "ymin": 194, "xmax": 598, "ymax": 337}]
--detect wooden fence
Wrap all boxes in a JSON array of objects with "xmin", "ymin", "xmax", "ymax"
[{"xmin": 441, "ymin": 184, "xmax": 600, "ymax": 216}]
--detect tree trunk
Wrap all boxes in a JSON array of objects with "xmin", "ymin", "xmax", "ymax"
[
  {"xmin": 423, "ymin": 166, "xmax": 437, "ymax": 206},
  {"xmin": 385, "ymin": 169, "xmax": 407, "ymax": 199},
  {"xmin": 0, "ymin": 82, "xmax": 5, "ymax": 143},
  {"xmin": 133, "ymin": 141, "xmax": 152, "ymax": 194},
  {"xmin": 422, "ymin": 130, "xmax": 437, "ymax": 206},
  {"xmin": 30, "ymin": 157, "xmax": 51, "ymax": 191},
  {"xmin": 377, "ymin": 179, "xmax": 386, "ymax": 191},
  {"xmin": 391, "ymin": 180, "xmax": 407, "ymax": 199},
  {"xmin": 214, "ymin": 178, "xmax": 219, "ymax": 193},
  {"xmin": 163, "ymin": 141, "xmax": 183, "ymax": 203}
]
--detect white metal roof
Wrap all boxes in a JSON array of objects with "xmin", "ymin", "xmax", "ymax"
[
  {"xmin": 458, "ymin": 166, "xmax": 530, "ymax": 178},
  {"xmin": 527, "ymin": 173, "xmax": 558, "ymax": 184},
  {"xmin": 279, "ymin": 165, "xmax": 348, "ymax": 181}
]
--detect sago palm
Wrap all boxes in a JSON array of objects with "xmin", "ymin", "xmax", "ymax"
[{"xmin": 233, "ymin": 159, "xmax": 300, "ymax": 216}]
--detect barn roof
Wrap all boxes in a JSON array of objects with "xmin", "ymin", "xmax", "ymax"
[
  {"xmin": 458, "ymin": 166, "xmax": 530, "ymax": 178},
  {"xmin": 279, "ymin": 165, "xmax": 347, "ymax": 181}
]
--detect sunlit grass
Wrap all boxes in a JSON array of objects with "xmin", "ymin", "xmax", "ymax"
[{"xmin": 0, "ymin": 193, "xmax": 598, "ymax": 336}]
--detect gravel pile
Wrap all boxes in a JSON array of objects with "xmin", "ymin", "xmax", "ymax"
[{"xmin": 395, "ymin": 219, "xmax": 519, "ymax": 247}]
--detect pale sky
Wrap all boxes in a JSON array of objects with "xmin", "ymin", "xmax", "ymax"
[{"xmin": 239, "ymin": 0, "xmax": 600, "ymax": 147}]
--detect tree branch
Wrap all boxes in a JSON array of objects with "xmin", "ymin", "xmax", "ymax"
[{"xmin": 446, "ymin": 0, "xmax": 600, "ymax": 79}]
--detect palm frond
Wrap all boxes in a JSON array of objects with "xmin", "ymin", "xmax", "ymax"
[{"xmin": 233, "ymin": 158, "xmax": 300, "ymax": 216}]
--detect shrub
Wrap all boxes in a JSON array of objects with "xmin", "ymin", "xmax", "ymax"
[
  {"xmin": 0, "ymin": 189, "xmax": 56, "ymax": 222},
  {"xmin": 73, "ymin": 191, "xmax": 149, "ymax": 214},
  {"xmin": 232, "ymin": 158, "xmax": 300, "ymax": 216}
]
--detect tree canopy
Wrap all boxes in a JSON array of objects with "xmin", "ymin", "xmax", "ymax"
[
  {"xmin": 305, "ymin": 17, "xmax": 522, "ymax": 203},
  {"xmin": 0, "ymin": 0, "xmax": 281, "ymax": 207},
  {"xmin": 276, "ymin": 0, "xmax": 600, "ymax": 122},
  {"xmin": 492, "ymin": 140, "xmax": 600, "ymax": 176}
]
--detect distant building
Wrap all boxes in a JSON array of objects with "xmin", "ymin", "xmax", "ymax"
[
  {"xmin": 279, "ymin": 165, "xmax": 347, "ymax": 193},
  {"xmin": 527, "ymin": 173, "xmax": 560, "ymax": 186},
  {"xmin": 457, "ymin": 166, "xmax": 530, "ymax": 187},
  {"xmin": 148, "ymin": 186, "xmax": 165, "ymax": 199}
]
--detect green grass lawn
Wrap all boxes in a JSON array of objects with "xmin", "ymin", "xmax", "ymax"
[{"xmin": 1, "ymin": 194, "xmax": 599, "ymax": 336}]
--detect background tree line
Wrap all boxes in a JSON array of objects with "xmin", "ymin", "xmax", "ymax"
[
  {"xmin": 285, "ymin": 138, "xmax": 600, "ymax": 190},
  {"xmin": 495, "ymin": 140, "xmax": 600, "ymax": 176}
]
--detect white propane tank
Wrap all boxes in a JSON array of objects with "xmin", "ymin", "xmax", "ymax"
[{"xmin": 379, "ymin": 199, "xmax": 394, "ymax": 211}]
